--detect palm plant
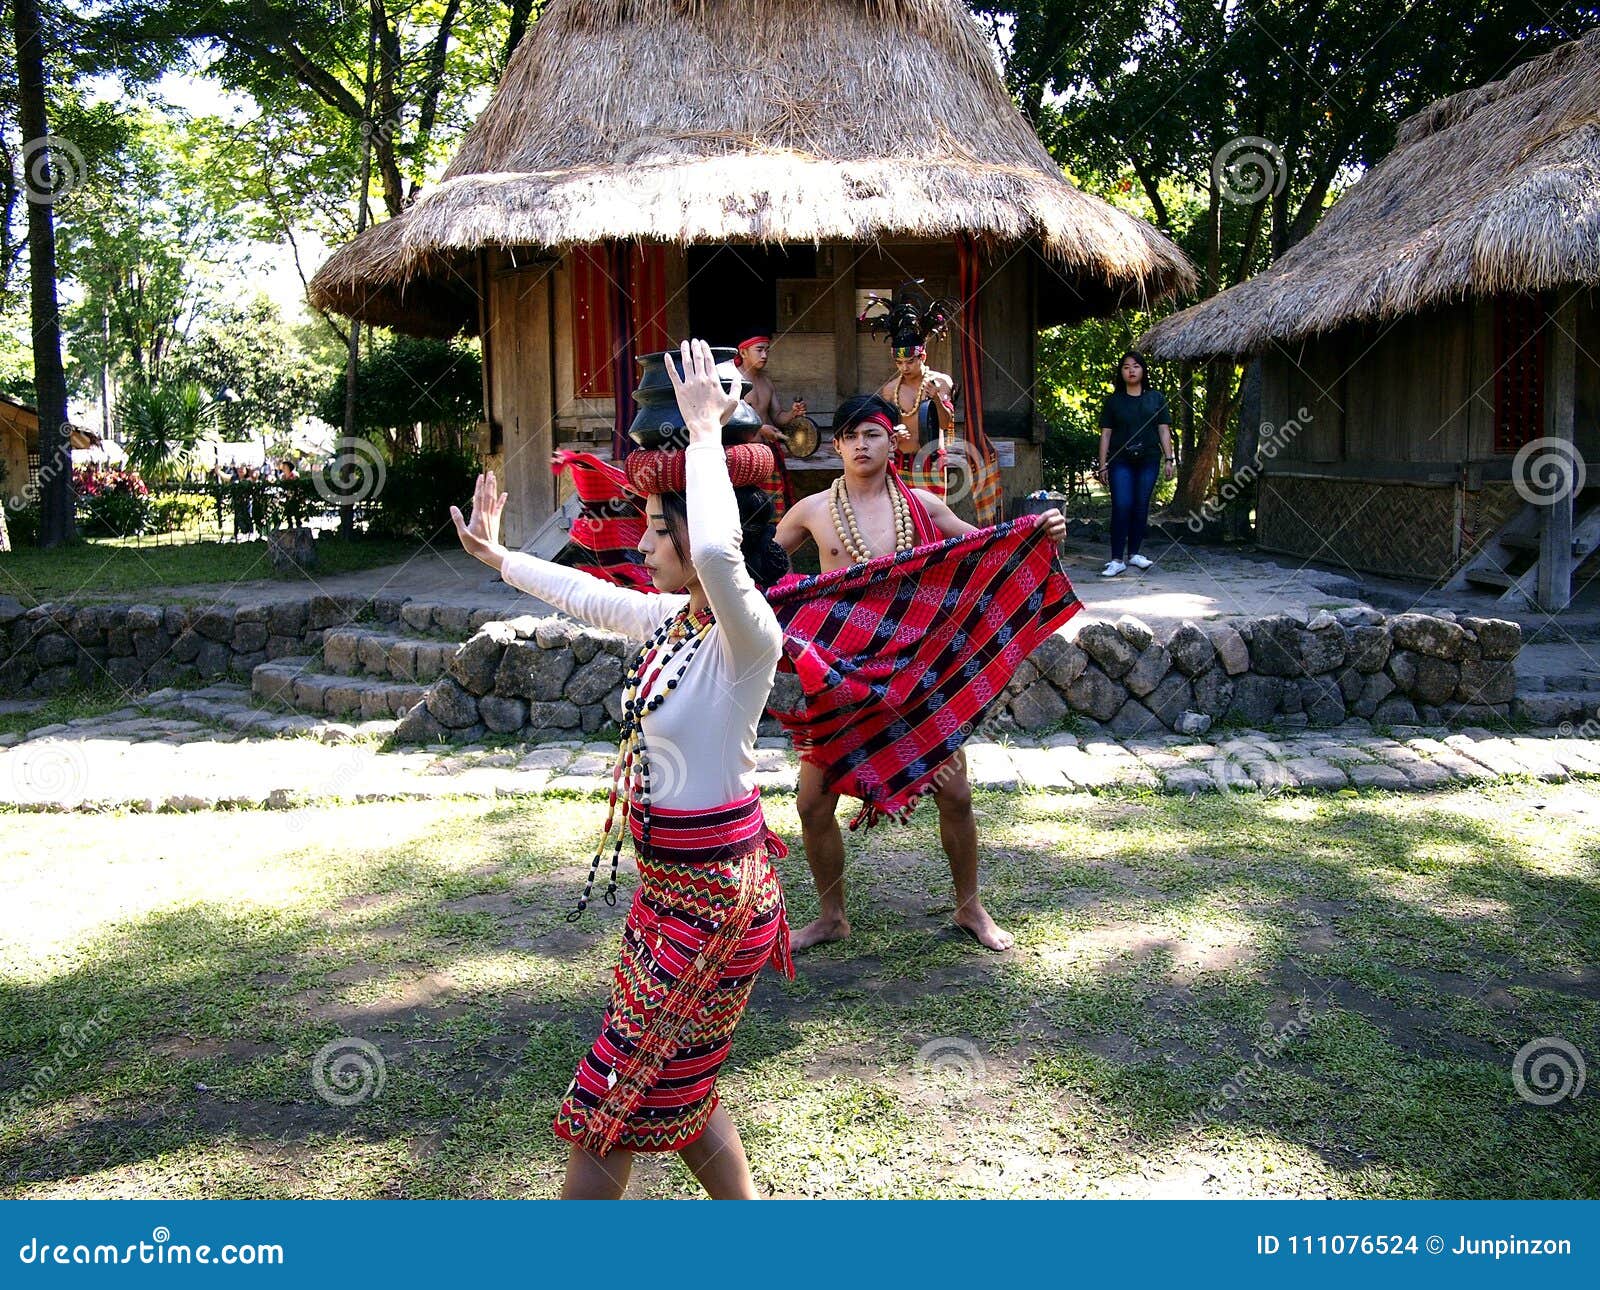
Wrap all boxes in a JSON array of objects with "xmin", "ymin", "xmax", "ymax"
[{"xmin": 116, "ymin": 380, "xmax": 218, "ymax": 483}]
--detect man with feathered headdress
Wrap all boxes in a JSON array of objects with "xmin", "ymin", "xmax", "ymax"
[{"xmin": 862, "ymin": 281, "xmax": 960, "ymax": 496}]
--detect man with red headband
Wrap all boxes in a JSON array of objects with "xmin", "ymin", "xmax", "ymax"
[
  {"xmin": 774, "ymin": 394, "xmax": 1067, "ymax": 953},
  {"xmin": 736, "ymin": 335, "xmax": 806, "ymax": 440},
  {"xmin": 733, "ymin": 335, "xmax": 802, "ymax": 518}
]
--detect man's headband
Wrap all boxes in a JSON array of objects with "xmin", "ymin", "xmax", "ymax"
[
  {"xmin": 624, "ymin": 444, "xmax": 776, "ymax": 495},
  {"xmin": 733, "ymin": 335, "xmax": 771, "ymax": 365},
  {"xmin": 893, "ymin": 343, "xmax": 927, "ymax": 359},
  {"xmin": 836, "ymin": 411, "xmax": 896, "ymax": 436}
]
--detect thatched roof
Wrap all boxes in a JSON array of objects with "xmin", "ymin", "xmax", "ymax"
[
  {"xmin": 310, "ymin": 0, "xmax": 1194, "ymax": 336},
  {"xmin": 1141, "ymin": 27, "xmax": 1600, "ymax": 360}
]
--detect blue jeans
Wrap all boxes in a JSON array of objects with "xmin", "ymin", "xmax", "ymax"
[{"xmin": 1108, "ymin": 455, "xmax": 1159, "ymax": 561}]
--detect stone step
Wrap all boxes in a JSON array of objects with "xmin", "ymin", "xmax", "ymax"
[
  {"xmin": 252, "ymin": 657, "xmax": 428, "ymax": 720},
  {"xmin": 322, "ymin": 625, "xmax": 461, "ymax": 684},
  {"xmin": 1512, "ymin": 642, "xmax": 1600, "ymax": 694},
  {"xmin": 139, "ymin": 683, "xmax": 400, "ymax": 742},
  {"xmin": 1520, "ymin": 616, "xmax": 1600, "ymax": 645},
  {"xmin": 1538, "ymin": 672, "xmax": 1600, "ymax": 693},
  {"xmin": 391, "ymin": 601, "xmax": 507, "ymax": 641},
  {"xmin": 1512, "ymin": 691, "xmax": 1597, "ymax": 729}
]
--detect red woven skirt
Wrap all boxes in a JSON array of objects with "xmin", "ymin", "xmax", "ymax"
[{"xmin": 553, "ymin": 790, "xmax": 794, "ymax": 1156}]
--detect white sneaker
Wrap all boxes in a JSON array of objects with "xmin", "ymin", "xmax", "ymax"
[
  {"xmin": 1127, "ymin": 553, "xmax": 1153, "ymax": 570},
  {"xmin": 1099, "ymin": 559, "xmax": 1126, "ymax": 578}
]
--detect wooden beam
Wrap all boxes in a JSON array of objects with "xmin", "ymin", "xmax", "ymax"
[
  {"xmin": 475, "ymin": 249, "xmax": 496, "ymax": 456},
  {"xmin": 833, "ymin": 248, "xmax": 857, "ymax": 403},
  {"xmin": 1538, "ymin": 292, "xmax": 1579, "ymax": 611}
]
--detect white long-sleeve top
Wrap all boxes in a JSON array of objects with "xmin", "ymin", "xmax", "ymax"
[{"xmin": 499, "ymin": 441, "xmax": 784, "ymax": 809}]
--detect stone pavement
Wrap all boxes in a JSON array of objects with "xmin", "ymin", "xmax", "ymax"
[{"xmin": 3, "ymin": 682, "xmax": 1596, "ymax": 812}]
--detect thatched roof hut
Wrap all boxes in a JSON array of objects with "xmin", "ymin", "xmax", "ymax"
[
  {"xmin": 310, "ymin": 0, "xmax": 1193, "ymax": 335},
  {"xmin": 1137, "ymin": 30, "xmax": 1600, "ymax": 611},
  {"xmin": 1141, "ymin": 27, "xmax": 1600, "ymax": 359}
]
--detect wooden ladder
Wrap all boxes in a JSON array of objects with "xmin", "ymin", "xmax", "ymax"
[{"xmin": 1446, "ymin": 496, "xmax": 1600, "ymax": 607}]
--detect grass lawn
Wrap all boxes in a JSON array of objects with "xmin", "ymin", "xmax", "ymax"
[
  {"xmin": 2, "ymin": 781, "xmax": 1596, "ymax": 1199},
  {"xmin": 0, "ymin": 535, "xmax": 426, "ymax": 605}
]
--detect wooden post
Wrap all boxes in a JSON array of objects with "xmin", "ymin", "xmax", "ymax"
[
  {"xmin": 1538, "ymin": 292, "xmax": 1578, "ymax": 611},
  {"xmin": 833, "ymin": 249, "xmax": 857, "ymax": 404}
]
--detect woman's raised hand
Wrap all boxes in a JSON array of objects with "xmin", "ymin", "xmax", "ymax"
[
  {"xmin": 665, "ymin": 338, "xmax": 740, "ymax": 440},
  {"xmin": 450, "ymin": 470, "xmax": 508, "ymax": 563}
]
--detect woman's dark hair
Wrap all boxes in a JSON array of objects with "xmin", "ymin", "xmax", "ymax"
[
  {"xmin": 657, "ymin": 485, "xmax": 790, "ymax": 589},
  {"xmin": 1113, "ymin": 349, "xmax": 1152, "ymax": 396}
]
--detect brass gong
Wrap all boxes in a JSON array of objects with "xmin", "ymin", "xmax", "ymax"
[{"xmin": 786, "ymin": 414, "xmax": 821, "ymax": 458}]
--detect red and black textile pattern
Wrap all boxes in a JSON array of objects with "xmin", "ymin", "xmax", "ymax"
[
  {"xmin": 553, "ymin": 791, "xmax": 792, "ymax": 1156},
  {"xmin": 549, "ymin": 453, "xmax": 1078, "ymax": 827},
  {"xmin": 765, "ymin": 513, "xmax": 1080, "ymax": 827},
  {"xmin": 893, "ymin": 464, "xmax": 942, "ymax": 544},
  {"xmin": 549, "ymin": 449, "xmax": 654, "ymax": 591}
]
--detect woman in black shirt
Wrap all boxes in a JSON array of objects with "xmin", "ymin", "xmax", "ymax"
[{"xmin": 1095, "ymin": 350, "xmax": 1174, "ymax": 576}]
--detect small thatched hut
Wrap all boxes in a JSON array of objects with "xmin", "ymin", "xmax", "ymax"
[
  {"xmin": 310, "ymin": 0, "xmax": 1192, "ymax": 546},
  {"xmin": 1, "ymin": 395, "xmax": 38, "ymax": 508},
  {"xmin": 1142, "ymin": 29, "xmax": 1600, "ymax": 609}
]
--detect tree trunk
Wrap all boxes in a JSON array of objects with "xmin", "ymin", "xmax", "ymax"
[
  {"xmin": 1178, "ymin": 361, "xmax": 1196, "ymax": 462},
  {"xmin": 1224, "ymin": 358, "xmax": 1263, "ymax": 542},
  {"xmin": 1175, "ymin": 358, "xmax": 1236, "ymax": 519},
  {"xmin": 341, "ymin": 15, "xmax": 378, "ymax": 541},
  {"xmin": 13, "ymin": 0, "xmax": 73, "ymax": 548}
]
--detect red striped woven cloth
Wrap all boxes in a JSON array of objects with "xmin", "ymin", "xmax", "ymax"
[
  {"xmin": 766, "ymin": 514, "xmax": 1080, "ymax": 826},
  {"xmin": 547, "ymin": 452, "xmax": 1079, "ymax": 826}
]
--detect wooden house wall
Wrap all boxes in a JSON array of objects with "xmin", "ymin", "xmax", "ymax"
[
  {"xmin": 481, "ymin": 251, "xmax": 559, "ymax": 548},
  {"xmin": 1, "ymin": 401, "xmax": 38, "ymax": 509},
  {"xmin": 1254, "ymin": 292, "xmax": 1599, "ymax": 579},
  {"xmin": 483, "ymin": 239, "xmax": 1048, "ymax": 541}
]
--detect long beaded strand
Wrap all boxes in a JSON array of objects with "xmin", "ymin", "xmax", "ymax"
[
  {"xmin": 829, "ymin": 474, "xmax": 914, "ymax": 563},
  {"xmin": 566, "ymin": 605, "xmax": 713, "ymax": 921}
]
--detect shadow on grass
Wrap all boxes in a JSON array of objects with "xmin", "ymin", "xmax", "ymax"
[{"xmin": 1, "ymin": 787, "xmax": 1596, "ymax": 1198}]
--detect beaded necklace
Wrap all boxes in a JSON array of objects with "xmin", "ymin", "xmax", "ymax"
[
  {"xmin": 567, "ymin": 602, "xmax": 715, "ymax": 921},
  {"xmin": 828, "ymin": 474, "xmax": 914, "ymax": 564}
]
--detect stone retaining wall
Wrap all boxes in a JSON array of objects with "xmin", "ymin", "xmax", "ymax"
[
  {"xmin": 0, "ymin": 594, "xmax": 496, "ymax": 698},
  {"xmin": 393, "ymin": 615, "xmax": 669, "ymax": 743},
  {"xmin": 1, "ymin": 592, "xmax": 1523, "ymax": 741},
  {"xmin": 397, "ymin": 605, "xmax": 1523, "ymax": 743}
]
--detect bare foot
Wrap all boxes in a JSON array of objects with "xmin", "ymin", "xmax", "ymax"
[
  {"xmin": 954, "ymin": 902, "xmax": 1014, "ymax": 952},
  {"xmin": 791, "ymin": 914, "xmax": 851, "ymax": 951}
]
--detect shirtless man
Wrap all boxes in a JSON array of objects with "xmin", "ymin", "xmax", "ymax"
[
  {"xmin": 736, "ymin": 335, "xmax": 806, "ymax": 445},
  {"xmin": 775, "ymin": 394, "xmax": 1067, "ymax": 953},
  {"xmin": 876, "ymin": 340, "xmax": 957, "ymax": 495},
  {"xmin": 735, "ymin": 334, "xmax": 802, "ymax": 518}
]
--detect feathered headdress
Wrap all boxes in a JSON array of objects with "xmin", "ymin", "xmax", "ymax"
[{"xmin": 858, "ymin": 280, "xmax": 960, "ymax": 356}]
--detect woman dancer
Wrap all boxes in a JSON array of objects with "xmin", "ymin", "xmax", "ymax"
[{"xmin": 450, "ymin": 340, "xmax": 793, "ymax": 1200}]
